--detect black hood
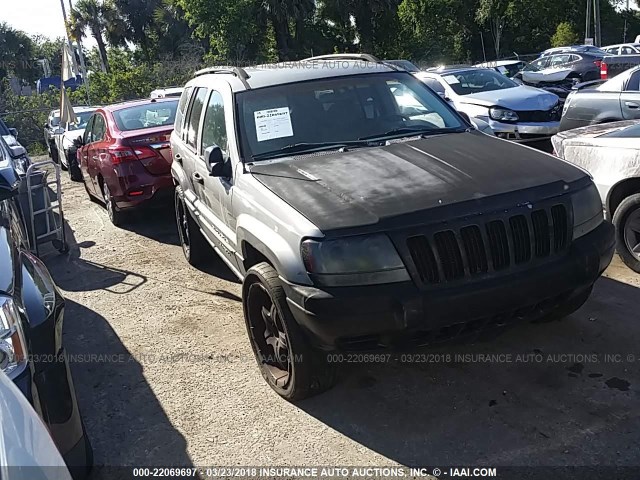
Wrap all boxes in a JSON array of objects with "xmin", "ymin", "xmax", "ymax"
[{"xmin": 249, "ymin": 131, "xmax": 587, "ymax": 233}]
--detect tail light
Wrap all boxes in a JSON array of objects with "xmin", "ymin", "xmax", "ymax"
[
  {"xmin": 600, "ymin": 61, "xmax": 608, "ymax": 79},
  {"xmin": 107, "ymin": 146, "xmax": 160, "ymax": 165}
]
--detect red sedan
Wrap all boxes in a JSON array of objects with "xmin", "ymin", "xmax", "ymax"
[{"xmin": 76, "ymin": 98, "xmax": 179, "ymax": 225}]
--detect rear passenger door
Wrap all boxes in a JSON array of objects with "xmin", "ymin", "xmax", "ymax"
[
  {"xmin": 178, "ymin": 87, "xmax": 207, "ymax": 211},
  {"xmin": 621, "ymin": 70, "xmax": 640, "ymax": 119}
]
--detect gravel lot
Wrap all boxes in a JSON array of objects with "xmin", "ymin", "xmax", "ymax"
[{"xmin": 38, "ymin": 165, "xmax": 640, "ymax": 474}]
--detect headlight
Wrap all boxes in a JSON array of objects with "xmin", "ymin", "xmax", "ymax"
[
  {"xmin": 0, "ymin": 297, "xmax": 28, "ymax": 379},
  {"xmin": 572, "ymin": 183, "xmax": 604, "ymax": 240},
  {"xmin": 301, "ymin": 234, "xmax": 410, "ymax": 286},
  {"xmin": 489, "ymin": 107, "xmax": 519, "ymax": 122}
]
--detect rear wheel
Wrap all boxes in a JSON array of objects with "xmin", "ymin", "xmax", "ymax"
[
  {"xmin": 175, "ymin": 186, "xmax": 210, "ymax": 266},
  {"xmin": 243, "ymin": 262, "xmax": 336, "ymax": 401},
  {"xmin": 66, "ymin": 150, "xmax": 83, "ymax": 181},
  {"xmin": 613, "ymin": 193, "xmax": 640, "ymax": 273},
  {"xmin": 102, "ymin": 182, "xmax": 125, "ymax": 226}
]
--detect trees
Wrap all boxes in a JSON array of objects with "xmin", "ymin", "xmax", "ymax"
[
  {"xmin": 551, "ymin": 22, "xmax": 580, "ymax": 47},
  {"xmin": 0, "ymin": 23, "xmax": 36, "ymax": 84},
  {"xmin": 68, "ymin": 0, "xmax": 126, "ymax": 73}
]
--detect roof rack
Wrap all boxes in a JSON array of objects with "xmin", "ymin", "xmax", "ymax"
[
  {"xmin": 302, "ymin": 53, "xmax": 382, "ymax": 63},
  {"xmin": 194, "ymin": 66, "xmax": 251, "ymax": 89}
]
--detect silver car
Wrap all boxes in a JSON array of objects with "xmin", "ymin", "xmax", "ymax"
[
  {"xmin": 416, "ymin": 67, "xmax": 561, "ymax": 142},
  {"xmin": 552, "ymin": 120, "xmax": 640, "ymax": 273},
  {"xmin": 171, "ymin": 55, "xmax": 613, "ymax": 400}
]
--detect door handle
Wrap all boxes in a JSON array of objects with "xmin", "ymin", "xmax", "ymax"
[
  {"xmin": 625, "ymin": 101, "xmax": 640, "ymax": 109},
  {"xmin": 174, "ymin": 153, "xmax": 182, "ymax": 164},
  {"xmin": 192, "ymin": 172, "xmax": 204, "ymax": 185}
]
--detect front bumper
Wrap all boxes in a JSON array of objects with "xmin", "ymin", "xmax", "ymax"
[
  {"xmin": 284, "ymin": 221, "xmax": 615, "ymax": 351},
  {"xmin": 488, "ymin": 119, "xmax": 561, "ymax": 142}
]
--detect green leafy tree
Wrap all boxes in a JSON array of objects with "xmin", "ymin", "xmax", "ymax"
[
  {"xmin": 68, "ymin": 0, "xmax": 126, "ymax": 73},
  {"xmin": 551, "ymin": 21, "xmax": 579, "ymax": 47},
  {"xmin": 0, "ymin": 23, "xmax": 36, "ymax": 84}
]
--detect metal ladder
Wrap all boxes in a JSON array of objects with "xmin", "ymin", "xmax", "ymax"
[{"xmin": 25, "ymin": 160, "xmax": 68, "ymax": 256}]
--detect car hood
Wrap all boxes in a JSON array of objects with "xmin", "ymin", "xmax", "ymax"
[
  {"xmin": 458, "ymin": 86, "xmax": 559, "ymax": 110},
  {"xmin": 250, "ymin": 131, "xmax": 586, "ymax": 232}
]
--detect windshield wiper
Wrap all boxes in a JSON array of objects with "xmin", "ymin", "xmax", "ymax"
[
  {"xmin": 251, "ymin": 141, "xmax": 379, "ymax": 162},
  {"xmin": 360, "ymin": 126, "xmax": 467, "ymax": 141}
]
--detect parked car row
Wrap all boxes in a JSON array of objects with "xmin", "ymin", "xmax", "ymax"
[{"xmin": 0, "ymin": 147, "xmax": 92, "ymax": 478}]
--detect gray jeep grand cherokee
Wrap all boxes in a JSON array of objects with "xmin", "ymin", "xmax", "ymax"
[{"xmin": 170, "ymin": 54, "xmax": 615, "ymax": 400}]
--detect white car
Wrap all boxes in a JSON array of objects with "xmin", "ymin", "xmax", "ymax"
[
  {"xmin": 0, "ymin": 371, "xmax": 72, "ymax": 480},
  {"xmin": 416, "ymin": 67, "xmax": 561, "ymax": 142},
  {"xmin": 552, "ymin": 120, "xmax": 640, "ymax": 273},
  {"xmin": 54, "ymin": 106, "xmax": 98, "ymax": 180},
  {"xmin": 602, "ymin": 43, "xmax": 640, "ymax": 56},
  {"xmin": 150, "ymin": 87, "xmax": 184, "ymax": 99}
]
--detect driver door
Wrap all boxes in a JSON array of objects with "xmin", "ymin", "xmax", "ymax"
[
  {"xmin": 195, "ymin": 87, "xmax": 240, "ymax": 274},
  {"xmin": 78, "ymin": 116, "xmax": 96, "ymax": 195}
]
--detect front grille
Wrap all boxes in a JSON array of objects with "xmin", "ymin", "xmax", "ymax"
[
  {"xmin": 515, "ymin": 108, "xmax": 562, "ymax": 123},
  {"xmin": 406, "ymin": 204, "xmax": 570, "ymax": 286}
]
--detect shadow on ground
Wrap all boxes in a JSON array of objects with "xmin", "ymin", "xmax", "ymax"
[{"xmin": 297, "ymin": 276, "xmax": 640, "ymax": 467}]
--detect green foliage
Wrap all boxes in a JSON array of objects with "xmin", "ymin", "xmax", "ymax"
[
  {"xmin": 0, "ymin": 23, "xmax": 36, "ymax": 83},
  {"xmin": 551, "ymin": 22, "xmax": 580, "ymax": 47}
]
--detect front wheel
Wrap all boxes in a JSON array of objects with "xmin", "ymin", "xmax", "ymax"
[
  {"xmin": 243, "ymin": 262, "xmax": 336, "ymax": 401},
  {"xmin": 613, "ymin": 193, "xmax": 640, "ymax": 273},
  {"xmin": 175, "ymin": 186, "xmax": 210, "ymax": 266}
]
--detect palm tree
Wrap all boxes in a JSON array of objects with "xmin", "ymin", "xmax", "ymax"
[
  {"xmin": 68, "ymin": 0, "xmax": 125, "ymax": 72},
  {"xmin": 260, "ymin": 0, "xmax": 315, "ymax": 60}
]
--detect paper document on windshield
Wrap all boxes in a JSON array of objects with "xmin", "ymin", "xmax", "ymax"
[{"xmin": 255, "ymin": 107, "xmax": 294, "ymax": 142}]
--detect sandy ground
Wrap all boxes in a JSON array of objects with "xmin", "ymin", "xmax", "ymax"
[{"xmin": 37, "ymin": 163, "xmax": 640, "ymax": 475}]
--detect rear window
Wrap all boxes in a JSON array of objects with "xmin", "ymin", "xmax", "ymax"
[{"xmin": 113, "ymin": 100, "xmax": 179, "ymax": 131}]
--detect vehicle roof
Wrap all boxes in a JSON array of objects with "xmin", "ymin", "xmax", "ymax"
[
  {"xmin": 102, "ymin": 97, "xmax": 179, "ymax": 112},
  {"xmin": 603, "ymin": 43, "xmax": 640, "ymax": 48},
  {"xmin": 475, "ymin": 60, "xmax": 524, "ymax": 67},
  {"xmin": 189, "ymin": 60, "xmax": 400, "ymax": 91},
  {"xmin": 422, "ymin": 67, "xmax": 492, "ymax": 76},
  {"xmin": 73, "ymin": 106, "xmax": 100, "ymax": 113}
]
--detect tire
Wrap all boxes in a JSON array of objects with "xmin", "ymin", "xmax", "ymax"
[
  {"xmin": 175, "ymin": 186, "xmax": 210, "ymax": 266},
  {"xmin": 59, "ymin": 149, "xmax": 68, "ymax": 171},
  {"xmin": 101, "ymin": 182, "xmax": 125, "ymax": 227},
  {"xmin": 50, "ymin": 143, "xmax": 60, "ymax": 164},
  {"xmin": 612, "ymin": 193, "xmax": 640, "ymax": 273},
  {"xmin": 67, "ymin": 150, "xmax": 83, "ymax": 182},
  {"xmin": 243, "ymin": 262, "xmax": 336, "ymax": 401}
]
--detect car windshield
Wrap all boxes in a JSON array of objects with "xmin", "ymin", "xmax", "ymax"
[
  {"xmin": 113, "ymin": 100, "xmax": 179, "ymax": 131},
  {"xmin": 68, "ymin": 111, "xmax": 95, "ymax": 131},
  {"xmin": 51, "ymin": 115, "xmax": 61, "ymax": 127},
  {"xmin": 440, "ymin": 69, "xmax": 519, "ymax": 95},
  {"xmin": 237, "ymin": 72, "xmax": 464, "ymax": 160}
]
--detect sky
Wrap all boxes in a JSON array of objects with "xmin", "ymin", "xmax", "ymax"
[{"xmin": 3, "ymin": 0, "xmax": 97, "ymax": 48}]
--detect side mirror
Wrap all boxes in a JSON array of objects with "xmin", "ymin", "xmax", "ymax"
[
  {"xmin": 457, "ymin": 111, "xmax": 472, "ymax": 124},
  {"xmin": 8, "ymin": 128, "xmax": 18, "ymax": 139},
  {"xmin": 204, "ymin": 145, "xmax": 226, "ymax": 177},
  {"xmin": 0, "ymin": 168, "xmax": 19, "ymax": 201},
  {"xmin": 73, "ymin": 136, "xmax": 83, "ymax": 148},
  {"xmin": 54, "ymin": 127, "xmax": 65, "ymax": 135}
]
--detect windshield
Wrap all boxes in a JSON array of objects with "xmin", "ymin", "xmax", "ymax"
[
  {"xmin": 51, "ymin": 115, "xmax": 61, "ymax": 127},
  {"xmin": 113, "ymin": 100, "xmax": 179, "ymax": 131},
  {"xmin": 441, "ymin": 69, "xmax": 519, "ymax": 95},
  {"xmin": 68, "ymin": 111, "xmax": 96, "ymax": 131},
  {"xmin": 237, "ymin": 72, "xmax": 464, "ymax": 160}
]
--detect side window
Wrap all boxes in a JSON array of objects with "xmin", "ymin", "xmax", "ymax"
[
  {"xmin": 185, "ymin": 87, "xmax": 207, "ymax": 150},
  {"xmin": 91, "ymin": 115, "xmax": 106, "ymax": 142},
  {"xmin": 550, "ymin": 55, "xmax": 569, "ymax": 67},
  {"xmin": 626, "ymin": 71, "xmax": 640, "ymax": 91},
  {"xmin": 201, "ymin": 90, "xmax": 228, "ymax": 153},
  {"xmin": 174, "ymin": 86, "xmax": 192, "ymax": 136},
  {"xmin": 622, "ymin": 46, "xmax": 635, "ymax": 55},
  {"xmin": 83, "ymin": 116, "xmax": 95, "ymax": 144}
]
